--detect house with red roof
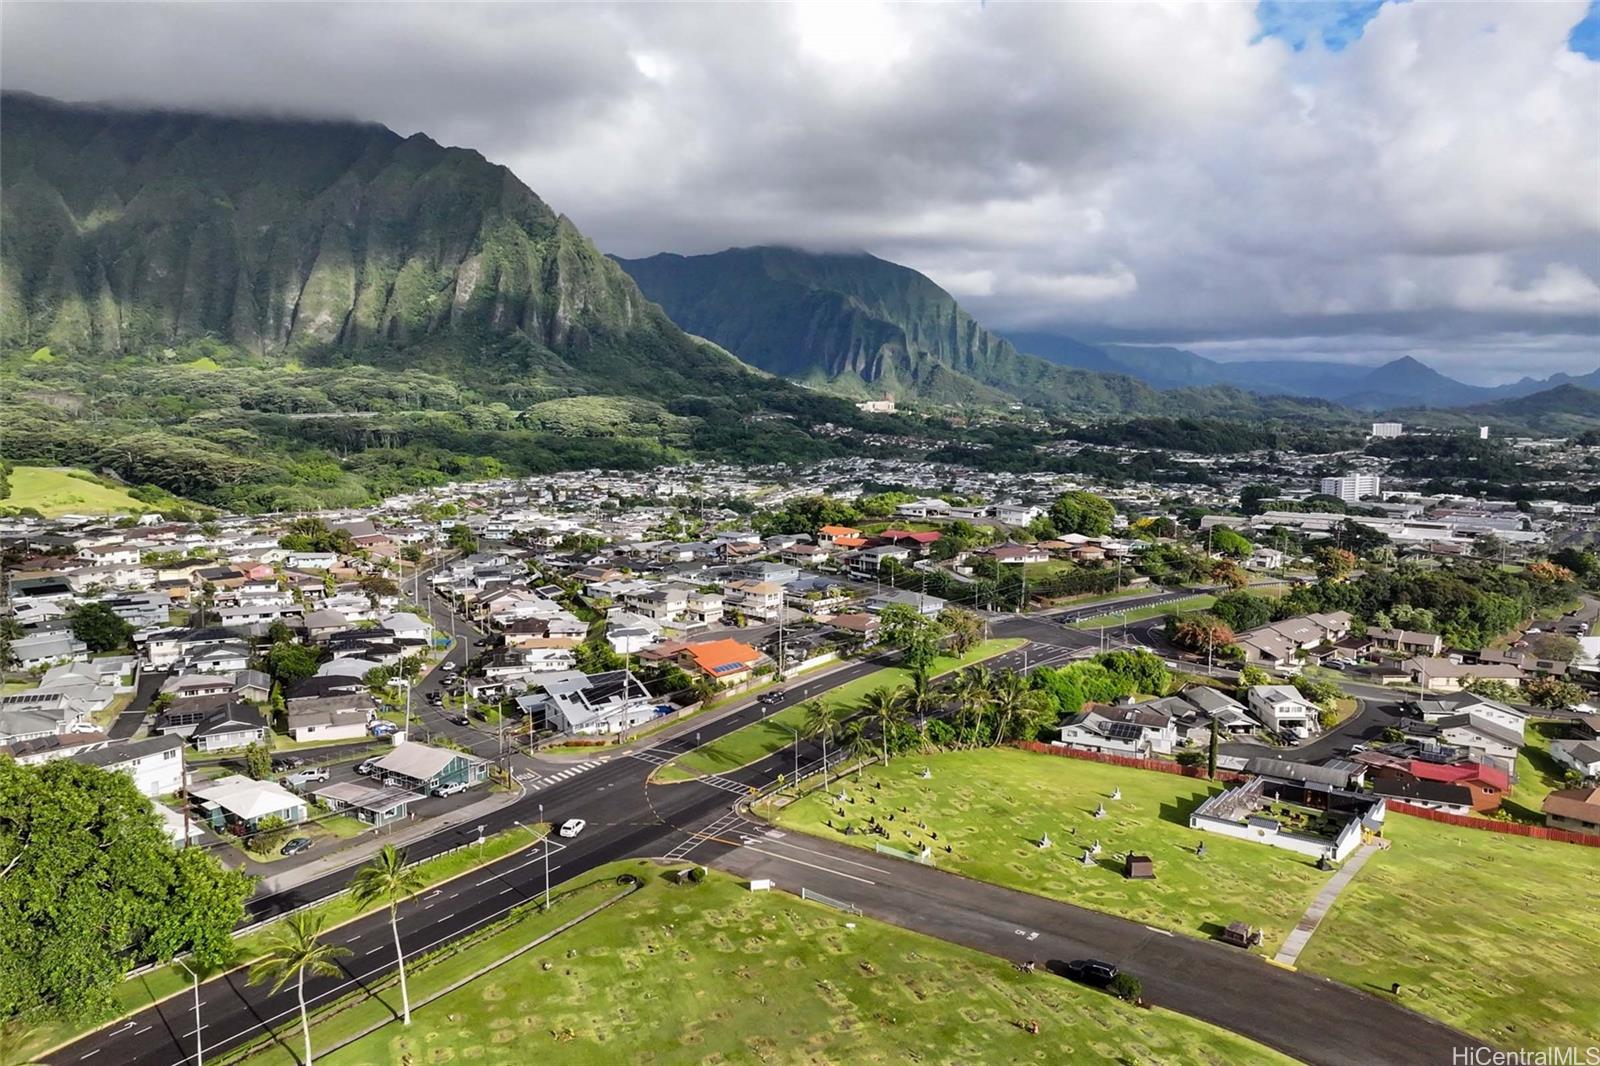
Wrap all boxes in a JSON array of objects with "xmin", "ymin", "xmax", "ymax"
[
  {"xmin": 674, "ymin": 638, "xmax": 767, "ymax": 687},
  {"xmin": 1368, "ymin": 758, "xmax": 1509, "ymax": 813}
]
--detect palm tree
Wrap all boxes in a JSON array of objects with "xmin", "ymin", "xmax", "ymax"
[
  {"xmin": 988, "ymin": 670, "xmax": 1049, "ymax": 744},
  {"xmin": 248, "ymin": 911, "xmax": 350, "ymax": 1066},
  {"xmin": 901, "ymin": 668, "xmax": 936, "ymax": 733},
  {"xmin": 858, "ymin": 685, "xmax": 908, "ymax": 765},
  {"xmin": 350, "ymin": 845, "xmax": 426, "ymax": 1025},
  {"xmin": 948, "ymin": 666, "xmax": 994, "ymax": 746},
  {"xmin": 800, "ymin": 699, "xmax": 844, "ymax": 790}
]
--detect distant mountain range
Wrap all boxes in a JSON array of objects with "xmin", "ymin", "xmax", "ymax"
[
  {"xmin": 1011, "ymin": 331, "xmax": 1600, "ymax": 411},
  {"xmin": 615, "ymin": 247, "xmax": 1344, "ymax": 420}
]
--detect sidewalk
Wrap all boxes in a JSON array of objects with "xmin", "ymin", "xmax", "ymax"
[
  {"xmin": 1272, "ymin": 839, "xmax": 1383, "ymax": 967},
  {"xmin": 251, "ymin": 779, "xmax": 527, "ymax": 898}
]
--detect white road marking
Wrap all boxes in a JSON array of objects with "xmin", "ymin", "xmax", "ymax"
[
  {"xmin": 80, "ymin": 1050, "xmax": 100, "ymax": 1059},
  {"xmin": 737, "ymin": 844, "xmax": 878, "ymax": 885},
  {"xmin": 1143, "ymin": 926, "xmax": 1175, "ymax": 937}
]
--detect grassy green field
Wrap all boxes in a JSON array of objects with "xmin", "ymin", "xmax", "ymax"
[
  {"xmin": 1496, "ymin": 720, "xmax": 1571, "ymax": 824},
  {"xmin": 1299, "ymin": 815, "xmax": 1600, "ymax": 1049},
  {"xmin": 769, "ymin": 748, "xmax": 1331, "ymax": 951},
  {"xmin": 317, "ymin": 862, "xmax": 1292, "ymax": 1066},
  {"xmin": 18, "ymin": 824, "xmax": 548, "ymax": 1063},
  {"xmin": 2, "ymin": 466, "xmax": 148, "ymax": 517},
  {"xmin": 656, "ymin": 638, "xmax": 1025, "ymax": 781},
  {"xmin": 1069, "ymin": 594, "xmax": 1216, "ymax": 629}
]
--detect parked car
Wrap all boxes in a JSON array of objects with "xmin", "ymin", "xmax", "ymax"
[
  {"xmin": 448, "ymin": 714, "xmax": 470, "ymax": 727},
  {"xmin": 1062, "ymin": 959, "xmax": 1119, "ymax": 987},
  {"xmin": 285, "ymin": 768, "xmax": 330, "ymax": 788},
  {"xmin": 280, "ymin": 837, "xmax": 314, "ymax": 857},
  {"xmin": 355, "ymin": 759, "xmax": 379, "ymax": 776},
  {"xmin": 434, "ymin": 781, "xmax": 467, "ymax": 798},
  {"xmin": 559, "ymin": 818, "xmax": 587, "ymax": 838},
  {"xmin": 426, "ymin": 692, "xmax": 443, "ymax": 705},
  {"xmin": 371, "ymin": 722, "xmax": 399, "ymax": 737}
]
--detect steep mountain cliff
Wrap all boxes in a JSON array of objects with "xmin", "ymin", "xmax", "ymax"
[
  {"xmin": 615, "ymin": 246, "xmax": 1159, "ymax": 413},
  {"xmin": 0, "ymin": 92, "xmax": 685, "ymax": 371}
]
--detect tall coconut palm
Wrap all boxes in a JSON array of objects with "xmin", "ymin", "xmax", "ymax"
[
  {"xmin": 350, "ymin": 845, "xmax": 427, "ymax": 1025},
  {"xmin": 858, "ymin": 685, "xmax": 908, "ymax": 765},
  {"xmin": 988, "ymin": 670, "xmax": 1049, "ymax": 744},
  {"xmin": 248, "ymin": 911, "xmax": 350, "ymax": 1066},
  {"xmin": 901, "ymin": 668, "xmax": 936, "ymax": 732},
  {"xmin": 948, "ymin": 666, "xmax": 994, "ymax": 746},
  {"xmin": 800, "ymin": 699, "xmax": 845, "ymax": 790}
]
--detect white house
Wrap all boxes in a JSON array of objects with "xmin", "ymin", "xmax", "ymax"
[
  {"xmin": 10, "ymin": 632, "xmax": 89, "ymax": 670},
  {"xmin": 72, "ymin": 734, "xmax": 186, "ymax": 797},
  {"xmin": 1551, "ymin": 740, "xmax": 1600, "ymax": 781},
  {"xmin": 1055, "ymin": 703, "xmax": 1178, "ymax": 756},
  {"xmin": 514, "ymin": 669, "xmax": 659, "ymax": 735},
  {"xmin": 1246, "ymin": 685, "xmax": 1320, "ymax": 738},
  {"xmin": 191, "ymin": 774, "xmax": 306, "ymax": 831}
]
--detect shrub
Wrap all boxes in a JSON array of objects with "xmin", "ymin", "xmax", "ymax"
[
  {"xmin": 1109, "ymin": 972, "xmax": 1143, "ymax": 1002},
  {"xmin": 686, "ymin": 866, "xmax": 707, "ymax": 883}
]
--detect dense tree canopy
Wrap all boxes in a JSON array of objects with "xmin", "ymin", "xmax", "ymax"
[
  {"xmin": 69, "ymin": 603, "xmax": 134, "ymax": 653},
  {"xmin": 0, "ymin": 761, "xmax": 253, "ymax": 1022},
  {"xmin": 1048, "ymin": 491, "xmax": 1116, "ymax": 537}
]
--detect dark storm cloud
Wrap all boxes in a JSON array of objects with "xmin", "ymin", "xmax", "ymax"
[{"xmin": 3, "ymin": 1, "xmax": 1596, "ymax": 382}]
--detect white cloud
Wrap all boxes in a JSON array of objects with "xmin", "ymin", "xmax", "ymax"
[{"xmin": 1, "ymin": 0, "xmax": 1595, "ymax": 376}]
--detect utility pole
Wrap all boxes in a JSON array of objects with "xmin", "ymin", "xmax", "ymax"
[{"xmin": 174, "ymin": 959, "xmax": 204, "ymax": 1066}]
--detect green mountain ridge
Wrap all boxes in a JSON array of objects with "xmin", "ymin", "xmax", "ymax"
[{"xmin": 614, "ymin": 246, "xmax": 1164, "ymax": 414}]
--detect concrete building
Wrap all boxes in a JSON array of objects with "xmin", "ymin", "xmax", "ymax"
[
  {"xmin": 1319, "ymin": 475, "xmax": 1382, "ymax": 503},
  {"xmin": 1370, "ymin": 422, "xmax": 1403, "ymax": 438}
]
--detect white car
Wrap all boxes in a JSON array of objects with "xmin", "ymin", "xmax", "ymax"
[
  {"xmin": 558, "ymin": 818, "xmax": 586, "ymax": 838},
  {"xmin": 440, "ymin": 661, "xmax": 457, "ymax": 672},
  {"xmin": 434, "ymin": 781, "xmax": 467, "ymax": 798},
  {"xmin": 285, "ymin": 767, "xmax": 329, "ymax": 788}
]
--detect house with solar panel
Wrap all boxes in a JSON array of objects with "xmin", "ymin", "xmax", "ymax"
[{"xmin": 1055, "ymin": 701, "xmax": 1179, "ymax": 757}]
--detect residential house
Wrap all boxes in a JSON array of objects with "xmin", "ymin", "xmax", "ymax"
[
  {"xmin": 1367, "ymin": 759, "xmax": 1509, "ymax": 813},
  {"xmin": 191, "ymin": 774, "xmax": 306, "ymax": 832},
  {"xmin": 0, "ymin": 690, "xmax": 94, "ymax": 743},
  {"xmin": 734, "ymin": 560, "xmax": 800, "ymax": 586},
  {"xmin": 285, "ymin": 694, "xmax": 374, "ymax": 743},
  {"xmin": 1055, "ymin": 702, "xmax": 1179, "ymax": 756},
  {"xmin": 826, "ymin": 612, "xmax": 882, "ymax": 646},
  {"xmin": 312, "ymin": 781, "xmax": 423, "ymax": 826},
  {"xmin": 1414, "ymin": 693, "xmax": 1529, "ymax": 735},
  {"xmin": 723, "ymin": 579, "xmax": 785, "ymax": 623},
  {"xmin": 816, "ymin": 525, "xmax": 862, "ymax": 547},
  {"xmin": 1551, "ymin": 740, "xmax": 1600, "ymax": 781},
  {"xmin": 1367, "ymin": 627, "xmax": 1444, "ymax": 657},
  {"xmin": 1433, "ymin": 712, "xmax": 1523, "ymax": 765},
  {"xmin": 1246, "ymin": 684, "xmax": 1321, "ymax": 738},
  {"xmin": 1542, "ymin": 786, "xmax": 1600, "ymax": 834},
  {"xmin": 1, "ymin": 731, "xmax": 111, "ymax": 766},
  {"xmin": 373, "ymin": 741, "xmax": 489, "ymax": 795},
  {"xmin": 672, "ymin": 638, "xmax": 766, "ymax": 687},
  {"xmin": 515, "ymin": 670, "xmax": 658, "ymax": 735},
  {"xmin": 1190, "ymin": 773, "xmax": 1385, "ymax": 862},
  {"xmin": 848, "ymin": 544, "xmax": 911, "ymax": 579},
  {"xmin": 156, "ymin": 695, "xmax": 268, "ymax": 752},
  {"xmin": 984, "ymin": 543, "xmax": 1049, "ymax": 565},
  {"xmin": 625, "ymin": 586, "xmax": 690, "ymax": 625},
  {"xmin": 1405, "ymin": 657, "xmax": 1523, "ymax": 693},
  {"xmin": 9, "ymin": 631, "xmax": 88, "ymax": 670},
  {"xmin": 865, "ymin": 590, "xmax": 947, "ymax": 616},
  {"xmin": 70, "ymin": 734, "xmax": 186, "ymax": 798}
]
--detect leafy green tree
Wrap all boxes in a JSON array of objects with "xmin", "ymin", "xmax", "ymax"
[
  {"xmin": 1313, "ymin": 546, "xmax": 1357, "ymax": 582},
  {"xmin": 1238, "ymin": 664, "xmax": 1271, "ymax": 691},
  {"xmin": 1048, "ymin": 491, "xmax": 1115, "ymax": 537},
  {"xmin": 248, "ymin": 912, "xmax": 351, "ymax": 1066},
  {"xmin": 69, "ymin": 603, "xmax": 134, "ymax": 653},
  {"xmin": 1209, "ymin": 591, "xmax": 1273, "ymax": 633},
  {"xmin": 358, "ymin": 574, "xmax": 400, "ymax": 605},
  {"xmin": 447, "ymin": 524, "xmax": 479, "ymax": 554},
  {"xmin": 0, "ymin": 760, "xmax": 251, "ymax": 1022},
  {"xmin": 1291, "ymin": 675, "xmax": 1342, "ymax": 709},
  {"xmin": 1094, "ymin": 650, "xmax": 1170, "ymax": 697},
  {"xmin": 1209, "ymin": 527, "xmax": 1253, "ymax": 559},
  {"xmin": 249, "ymin": 815, "xmax": 291, "ymax": 856},
  {"xmin": 245, "ymin": 743, "xmax": 273, "ymax": 781},
  {"xmin": 1526, "ymin": 633, "xmax": 1581, "ymax": 663},
  {"xmin": 877, "ymin": 604, "xmax": 944, "ymax": 675},
  {"xmin": 1464, "ymin": 677, "xmax": 1519, "ymax": 702},
  {"xmin": 350, "ymin": 845, "xmax": 426, "ymax": 1025},
  {"xmin": 266, "ymin": 641, "xmax": 321, "ymax": 687},
  {"xmin": 1168, "ymin": 613, "xmax": 1235, "ymax": 656},
  {"xmin": 1524, "ymin": 677, "xmax": 1586, "ymax": 709},
  {"xmin": 947, "ymin": 666, "xmax": 994, "ymax": 745},
  {"xmin": 937, "ymin": 606, "xmax": 983, "ymax": 656},
  {"xmin": 800, "ymin": 699, "xmax": 846, "ymax": 789}
]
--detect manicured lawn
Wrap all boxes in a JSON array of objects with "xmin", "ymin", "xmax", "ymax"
[
  {"xmin": 19, "ymin": 824, "xmax": 548, "ymax": 1063},
  {"xmin": 1496, "ymin": 720, "xmax": 1573, "ymax": 824},
  {"xmin": 658, "ymin": 638, "xmax": 1025, "ymax": 780},
  {"xmin": 2, "ymin": 466, "xmax": 149, "ymax": 516},
  {"xmin": 769, "ymin": 748, "xmax": 1333, "ymax": 950},
  {"xmin": 319, "ymin": 863, "xmax": 1292, "ymax": 1066},
  {"xmin": 1068, "ymin": 594, "xmax": 1216, "ymax": 629},
  {"xmin": 1298, "ymin": 815, "xmax": 1600, "ymax": 1049}
]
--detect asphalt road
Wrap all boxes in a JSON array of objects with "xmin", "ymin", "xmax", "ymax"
[{"xmin": 53, "ymin": 601, "xmax": 1489, "ymax": 1066}]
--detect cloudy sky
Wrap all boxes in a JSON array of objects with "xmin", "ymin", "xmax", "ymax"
[{"xmin": 3, "ymin": 1, "xmax": 1597, "ymax": 382}]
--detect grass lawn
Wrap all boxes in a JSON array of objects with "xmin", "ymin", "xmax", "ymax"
[
  {"xmin": 1298, "ymin": 815, "xmax": 1600, "ymax": 1049},
  {"xmin": 769, "ymin": 748, "xmax": 1333, "ymax": 951},
  {"xmin": 1068, "ymin": 594, "xmax": 1216, "ymax": 629},
  {"xmin": 19, "ymin": 824, "xmax": 548, "ymax": 1063},
  {"xmin": 316, "ymin": 862, "xmax": 1291, "ymax": 1066},
  {"xmin": 657, "ymin": 638, "xmax": 1025, "ymax": 781},
  {"xmin": 2, "ymin": 466, "xmax": 148, "ymax": 517},
  {"xmin": 1496, "ymin": 720, "xmax": 1574, "ymax": 824}
]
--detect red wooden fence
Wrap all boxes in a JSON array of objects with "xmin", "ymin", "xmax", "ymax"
[
  {"xmin": 1008, "ymin": 741, "xmax": 1600, "ymax": 847},
  {"xmin": 1384, "ymin": 800, "xmax": 1600, "ymax": 847},
  {"xmin": 1009, "ymin": 741, "xmax": 1247, "ymax": 783}
]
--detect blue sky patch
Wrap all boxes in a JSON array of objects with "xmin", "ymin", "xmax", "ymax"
[
  {"xmin": 1255, "ymin": 1, "xmax": 1386, "ymax": 52},
  {"xmin": 1571, "ymin": 0, "xmax": 1600, "ymax": 58}
]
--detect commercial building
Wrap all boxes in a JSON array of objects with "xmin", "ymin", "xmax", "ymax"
[{"xmin": 1319, "ymin": 475, "xmax": 1382, "ymax": 503}]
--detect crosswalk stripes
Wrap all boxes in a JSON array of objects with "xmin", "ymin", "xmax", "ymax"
[
  {"xmin": 628, "ymin": 748, "xmax": 674, "ymax": 765},
  {"xmin": 664, "ymin": 809, "xmax": 755, "ymax": 861},
  {"xmin": 523, "ymin": 759, "xmax": 602, "ymax": 792}
]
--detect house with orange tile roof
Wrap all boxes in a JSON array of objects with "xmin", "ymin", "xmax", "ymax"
[
  {"xmin": 817, "ymin": 525, "xmax": 862, "ymax": 545},
  {"xmin": 675, "ymin": 638, "xmax": 767, "ymax": 687}
]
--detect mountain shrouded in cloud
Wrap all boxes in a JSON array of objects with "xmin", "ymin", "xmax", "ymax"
[{"xmin": 1, "ymin": 1, "xmax": 1596, "ymax": 380}]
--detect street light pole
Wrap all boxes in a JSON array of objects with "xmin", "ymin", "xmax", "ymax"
[
  {"xmin": 538, "ymin": 804, "xmax": 549, "ymax": 910},
  {"xmin": 174, "ymin": 959, "xmax": 203, "ymax": 1066}
]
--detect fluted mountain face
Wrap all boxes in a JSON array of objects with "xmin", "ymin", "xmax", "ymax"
[
  {"xmin": 0, "ymin": 92, "xmax": 665, "ymax": 361},
  {"xmin": 615, "ymin": 246, "xmax": 1158, "ymax": 412}
]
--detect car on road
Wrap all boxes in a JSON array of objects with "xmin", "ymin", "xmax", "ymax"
[
  {"xmin": 355, "ymin": 759, "xmax": 379, "ymax": 775},
  {"xmin": 271, "ymin": 756, "xmax": 305, "ymax": 773},
  {"xmin": 280, "ymin": 837, "xmax": 314, "ymax": 857},
  {"xmin": 284, "ymin": 767, "xmax": 329, "ymax": 788},
  {"xmin": 426, "ymin": 692, "xmax": 443, "ymax": 705},
  {"xmin": 1062, "ymin": 959, "xmax": 1119, "ymax": 987},
  {"xmin": 371, "ymin": 722, "xmax": 398, "ymax": 737},
  {"xmin": 441, "ymin": 661, "xmax": 457, "ymax": 672},
  {"xmin": 757, "ymin": 690, "xmax": 785, "ymax": 705},
  {"xmin": 448, "ymin": 714, "xmax": 470, "ymax": 727},
  {"xmin": 559, "ymin": 818, "xmax": 587, "ymax": 838},
  {"xmin": 433, "ymin": 781, "xmax": 467, "ymax": 798}
]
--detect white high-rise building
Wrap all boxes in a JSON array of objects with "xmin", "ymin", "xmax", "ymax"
[
  {"xmin": 1319, "ymin": 475, "xmax": 1382, "ymax": 503},
  {"xmin": 1479, "ymin": 426, "xmax": 1490, "ymax": 440},
  {"xmin": 1370, "ymin": 422, "xmax": 1403, "ymax": 438}
]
